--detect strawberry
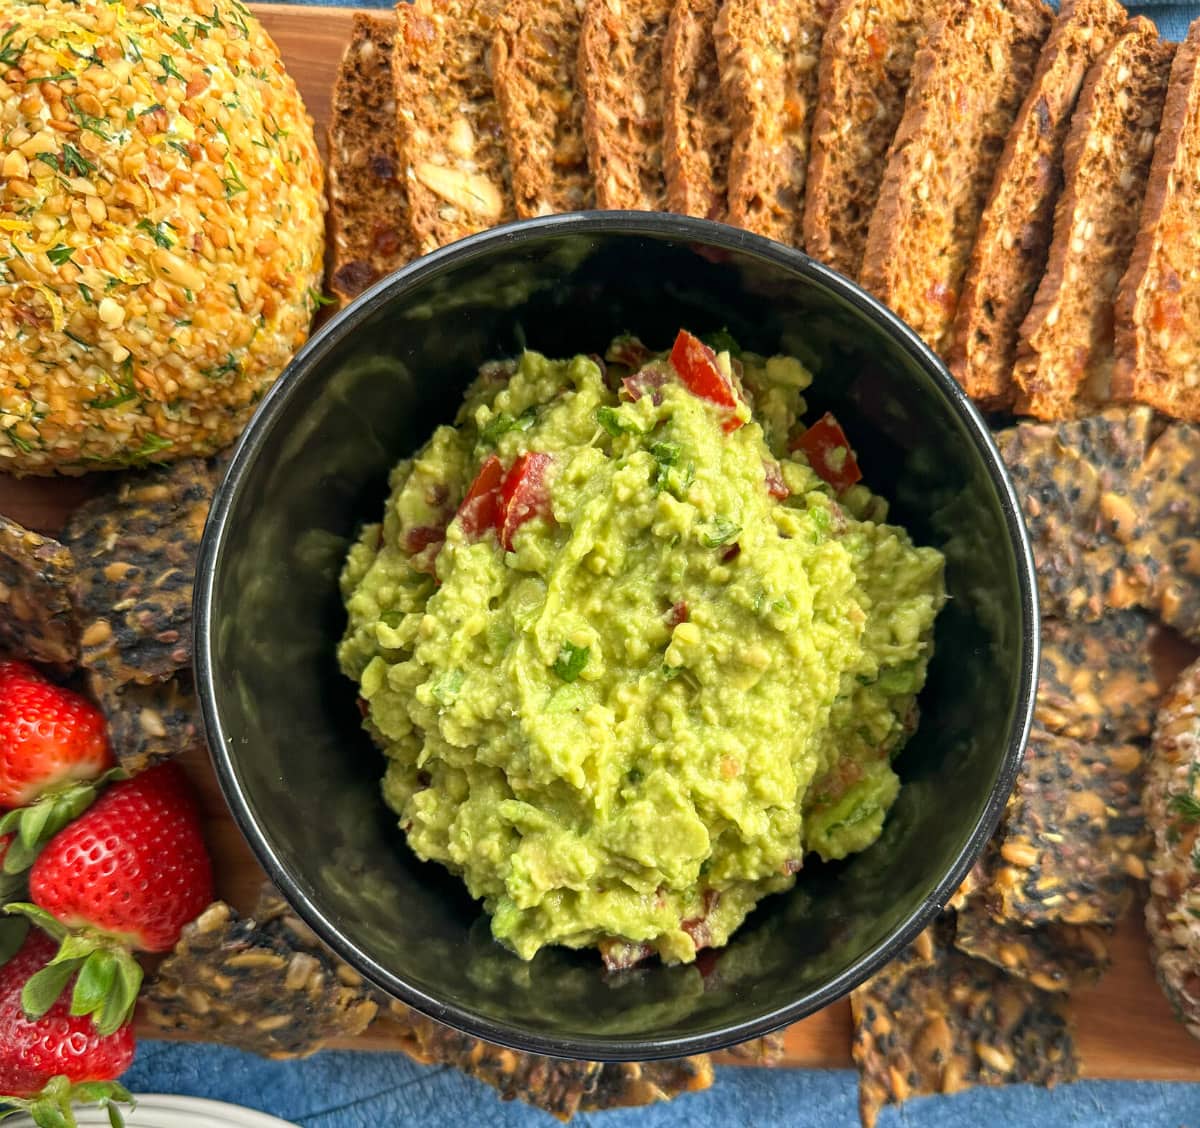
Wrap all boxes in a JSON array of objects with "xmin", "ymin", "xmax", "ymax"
[
  {"xmin": 0, "ymin": 928, "xmax": 133, "ymax": 1127},
  {"xmin": 8, "ymin": 762, "xmax": 213, "ymax": 1035},
  {"xmin": 0, "ymin": 661, "xmax": 117, "ymax": 877}
]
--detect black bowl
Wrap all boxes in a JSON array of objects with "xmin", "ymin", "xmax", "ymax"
[{"xmin": 195, "ymin": 212, "xmax": 1037, "ymax": 1061}]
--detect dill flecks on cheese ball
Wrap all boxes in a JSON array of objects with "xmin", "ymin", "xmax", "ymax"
[{"xmin": 0, "ymin": 0, "xmax": 325, "ymax": 474}]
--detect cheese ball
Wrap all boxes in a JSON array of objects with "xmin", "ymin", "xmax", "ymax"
[{"xmin": 0, "ymin": 0, "xmax": 325, "ymax": 473}]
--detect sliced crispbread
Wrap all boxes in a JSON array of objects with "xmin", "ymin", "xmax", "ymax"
[
  {"xmin": 1013, "ymin": 19, "xmax": 1174, "ymax": 419},
  {"xmin": 327, "ymin": 14, "xmax": 416, "ymax": 304},
  {"xmin": 715, "ymin": 0, "xmax": 834, "ymax": 246},
  {"xmin": 491, "ymin": 0, "xmax": 593, "ymax": 217},
  {"xmin": 859, "ymin": 0, "xmax": 1053, "ymax": 355},
  {"xmin": 393, "ymin": 0, "xmax": 516, "ymax": 255},
  {"xmin": 802, "ymin": 0, "xmax": 936, "ymax": 278},
  {"xmin": 578, "ymin": 0, "xmax": 672, "ymax": 210},
  {"xmin": 1113, "ymin": 19, "xmax": 1200, "ymax": 420},
  {"xmin": 948, "ymin": 0, "xmax": 1126, "ymax": 407},
  {"xmin": 663, "ymin": 0, "xmax": 730, "ymax": 220}
]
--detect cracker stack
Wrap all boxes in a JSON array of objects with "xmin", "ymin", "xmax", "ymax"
[{"xmin": 324, "ymin": 0, "xmax": 1200, "ymax": 424}]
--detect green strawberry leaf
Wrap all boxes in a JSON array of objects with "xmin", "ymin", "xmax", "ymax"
[
  {"xmin": 17, "ymin": 802, "xmax": 53, "ymax": 851},
  {"xmin": 0, "ymin": 917, "xmax": 29, "ymax": 968},
  {"xmin": 3, "ymin": 903, "xmax": 67, "ymax": 940},
  {"xmin": 21, "ymin": 957, "xmax": 83, "ymax": 1020},
  {"xmin": 0, "ymin": 773, "xmax": 124, "ymax": 879},
  {"xmin": 92, "ymin": 952, "xmax": 141, "ymax": 1038},
  {"xmin": 70, "ymin": 951, "xmax": 117, "ymax": 1018},
  {"xmin": 0, "ymin": 1076, "xmax": 132, "ymax": 1128}
]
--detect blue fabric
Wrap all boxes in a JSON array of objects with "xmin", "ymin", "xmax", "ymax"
[{"xmin": 118, "ymin": 1, "xmax": 1200, "ymax": 1124}]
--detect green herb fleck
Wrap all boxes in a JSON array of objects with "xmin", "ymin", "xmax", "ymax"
[
  {"xmin": 135, "ymin": 218, "xmax": 175, "ymax": 248},
  {"xmin": 304, "ymin": 285, "xmax": 336, "ymax": 309},
  {"xmin": 158, "ymin": 54, "xmax": 185, "ymax": 84},
  {"xmin": 380, "ymin": 610, "xmax": 404, "ymax": 628},
  {"xmin": 77, "ymin": 283, "xmax": 94, "ymax": 305},
  {"xmin": 4, "ymin": 429, "xmax": 32, "ymax": 454},
  {"xmin": 596, "ymin": 405, "xmax": 641, "ymax": 437},
  {"xmin": 60, "ymin": 142, "xmax": 94, "ymax": 176},
  {"xmin": 169, "ymin": 26, "xmax": 191, "ymax": 49},
  {"xmin": 626, "ymin": 767, "xmax": 643, "ymax": 785},
  {"xmin": 46, "ymin": 244, "xmax": 74, "ymax": 266},
  {"xmin": 128, "ymin": 433, "xmax": 173, "ymax": 461},
  {"xmin": 0, "ymin": 28, "xmax": 27, "ymax": 69},
  {"xmin": 480, "ymin": 410, "xmax": 535, "ymax": 447},
  {"xmin": 431, "ymin": 668, "xmax": 465, "ymax": 706},
  {"xmin": 700, "ymin": 516, "xmax": 741, "ymax": 548},
  {"xmin": 221, "ymin": 162, "xmax": 247, "ymax": 198},
  {"xmin": 1169, "ymin": 792, "xmax": 1200, "ymax": 824},
  {"xmin": 552, "ymin": 642, "xmax": 590, "ymax": 683},
  {"xmin": 26, "ymin": 72, "xmax": 74, "ymax": 85},
  {"xmin": 143, "ymin": 3, "xmax": 167, "ymax": 21},
  {"xmin": 66, "ymin": 97, "xmax": 111, "ymax": 140},
  {"xmin": 63, "ymin": 329, "xmax": 90, "ymax": 349},
  {"xmin": 203, "ymin": 354, "xmax": 240, "ymax": 381},
  {"xmin": 166, "ymin": 140, "xmax": 192, "ymax": 161}
]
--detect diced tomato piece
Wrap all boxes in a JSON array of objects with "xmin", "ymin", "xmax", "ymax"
[
  {"xmin": 681, "ymin": 889, "xmax": 720, "ymax": 952},
  {"xmin": 498, "ymin": 452, "xmax": 554, "ymax": 551},
  {"xmin": 789, "ymin": 412, "xmax": 863, "ymax": 493},
  {"xmin": 669, "ymin": 330, "xmax": 742, "ymax": 425},
  {"xmin": 665, "ymin": 601, "xmax": 689, "ymax": 628},
  {"xmin": 456, "ymin": 455, "xmax": 505, "ymax": 538},
  {"xmin": 763, "ymin": 459, "xmax": 790, "ymax": 500}
]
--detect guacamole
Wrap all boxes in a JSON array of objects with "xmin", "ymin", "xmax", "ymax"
[{"xmin": 338, "ymin": 331, "xmax": 945, "ymax": 966}]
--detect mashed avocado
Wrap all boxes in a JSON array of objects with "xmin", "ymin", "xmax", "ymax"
[{"xmin": 338, "ymin": 332, "xmax": 945, "ymax": 966}]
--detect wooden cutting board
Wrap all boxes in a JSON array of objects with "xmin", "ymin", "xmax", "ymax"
[{"xmin": 1, "ymin": 2, "xmax": 1197, "ymax": 1081}]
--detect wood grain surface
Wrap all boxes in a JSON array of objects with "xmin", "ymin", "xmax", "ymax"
[{"xmin": 0, "ymin": 2, "xmax": 1196, "ymax": 1079}]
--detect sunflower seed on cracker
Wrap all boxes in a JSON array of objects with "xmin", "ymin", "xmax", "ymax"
[
  {"xmin": 990, "ymin": 727, "xmax": 1147, "ymax": 926},
  {"xmin": 142, "ymin": 897, "xmax": 377, "ymax": 1059},
  {"xmin": 953, "ymin": 896, "xmax": 1110, "ymax": 993},
  {"xmin": 87, "ymin": 670, "xmax": 202, "ymax": 772},
  {"xmin": 63, "ymin": 459, "xmax": 215, "ymax": 686},
  {"xmin": 851, "ymin": 922, "xmax": 1077, "ymax": 1128},
  {"xmin": 1036, "ymin": 611, "xmax": 1167, "ymax": 742},
  {"xmin": 0, "ymin": 516, "xmax": 78, "ymax": 671},
  {"xmin": 994, "ymin": 408, "xmax": 1152, "ymax": 621}
]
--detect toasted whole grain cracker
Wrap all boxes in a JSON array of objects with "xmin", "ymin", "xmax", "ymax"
[
  {"xmin": 0, "ymin": 516, "xmax": 78, "ymax": 671},
  {"xmin": 995, "ymin": 408, "xmax": 1153, "ymax": 621},
  {"xmin": 991, "ymin": 727, "xmax": 1147, "ymax": 926},
  {"xmin": 142, "ymin": 896, "xmax": 377, "ymax": 1059},
  {"xmin": 388, "ymin": 998, "xmax": 713, "ymax": 1119},
  {"xmin": 1122, "ymin": 423, "xmax": 1200, "ymax": 642},
  {"xmin": 953, "ymin": 896, "xmax": 1110, "ymax": 993},
  {"xmin": 851, "ymin": 922, "xmax": 1078, "ymax": 1128},
  {"xmin": 63, "ymin": 459, "xmax": 215, "ymax": 686},
  {"xmin": 87, "ymin": 669, "xmax": 202, "ymax": 772},
  {"xmin": 1036, "ymin": 610, "xmax": 1167, "ymax": 742}
]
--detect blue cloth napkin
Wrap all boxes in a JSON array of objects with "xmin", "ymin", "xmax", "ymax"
[{"xmin": 119, "ymin": 2, "xmax": 1200, "ymax": 1124}]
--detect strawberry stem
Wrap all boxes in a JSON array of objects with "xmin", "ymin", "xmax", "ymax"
[
  {"xmin": 0, "ymin": 1075, "xmax": 133, "ymax": 1127},
  {"xmin": 0, "ymin": 772, "xmax": 124, "ymax": 878}
]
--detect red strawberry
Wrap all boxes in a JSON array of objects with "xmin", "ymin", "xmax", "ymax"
[
  {"xmin": 8, "ymin": 762, "xmax": 213, "ymax": 1035},
  {"xmin": 0, "ymin": 928, "xmax": 133, "ymax": 1127},
  {"xmin": 0, "ymin": 661, "xmax": 113, "ymax": 810}
]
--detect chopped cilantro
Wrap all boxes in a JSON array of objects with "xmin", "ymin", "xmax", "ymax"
[
  {"xmin": 46, "ymin": 244, "xmax": 74, "ymax": 266},
  {"xmin": 480, "ymin": 410, "xmax": 535, "ymax": 447},
  {"xmin": 158, "ymin": 54, "xmax": 185, "ymax": 84},
  {"xmin": 700, "ymin": 516, "xmax": 741, "ymax": 548},
  {"xmin": 702, "ymin": 328, "xmax": 742, "ymax": 357},
  {"xmin": 431, "ymin": 668, "xmax": 465, "ymax": 706},
  {"xmin": 66, "ymin": 97, "xmax": 111, "ymax": 140},
  {"xmin": 596, "ymin": 405, "xmax": 640, "ymax": 437},
  {"xmin": 552, "ymin": 642, "xmax": 590, "ymax": 683},
  {"xmin": 169, "ymin": 26, "xmax": 191, "ymax": 49},
  {"xmin": 136, "ymin": 218, "xmax": 175, "ymax": 248}
]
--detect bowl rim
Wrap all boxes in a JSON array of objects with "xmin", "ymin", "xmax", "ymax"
[{"xmin": 194, "ymin": 211, "xmax": 1039, "ymax": 1062}]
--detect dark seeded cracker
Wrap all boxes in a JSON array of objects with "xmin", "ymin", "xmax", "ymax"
[
  {"xmin": 953, "ymin": 896, "xmax": 1110, "ymax": 992},
  {"xmin": 142, "ymin": 893, "xmax": 377, "ymax": 1059},
  {"xmin": 0, "ymin": 516, "xmax": 78, "ymax": 671},
  {"xmin": 851, "ymin": 923, "xmax": 1077, "ymax": 1128},
  {"xmin": 994, "ymin": 408, "xmax": 1153, "ymax": 621},
  {"xmin": 1121, "ymin": 423, "xmax": 1200, "ymax": 642},
  {"xmin": 88, "ymin": 669, "xmax": 202, "ymax": 772},
  {"xmin": 388, "ymin": 996, "xmax": 713, "ymax": 1119},
  {"xmin": 63, "ymin": 459, "xmax": 215, "ymax": 685},
  {"xmin": 1036, "ymin": 610, "xmax": 1167, "ymax": 742},
  {"xmin": 991, "ymin": 726, "xmax": 1147, "ymax": 926}
]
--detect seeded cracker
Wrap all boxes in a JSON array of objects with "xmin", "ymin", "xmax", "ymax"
[
  {"xmin": 62, "ymin": 459, "xmax": 215, "ymax": 687},
  {"xmin": 142, "ymin": 895, "xmax": 377, "ymax": 1059},
  {"xmin": 0, "ymin": 516, "xmax": 78, "ymax": 671},
  {"xmin": 991, "ymin": 727, "xmax": 1147, "ymax": 926},
  {"xmin": 1122, "ymin": 423, "xmax": 1200, "ymax": 643},
  {"xmin": 1144, "ymin": 657, "xmax": 1200, "ymax": 1039},
  {"xmin": 87, "ymin": 670, "xmax": 202, "ymax": 772},
  {"xmin": 388, "ymin": 998, "xmax": 714, "ymax": 1119},
  {"xmin": 851, "ymin": 924, "xmax": 1077, "ymax": 1128},
  {"xmin": 994, "ymin": 408, "xmax": 1153, "ymax": 621},
  {"xmin": 953, "ymin": 896, "xmax": 1110, "ymax": 993},
  {"xmin": 1036, "ymin": 610, "xmax": 1167, "ymax": 742}
]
